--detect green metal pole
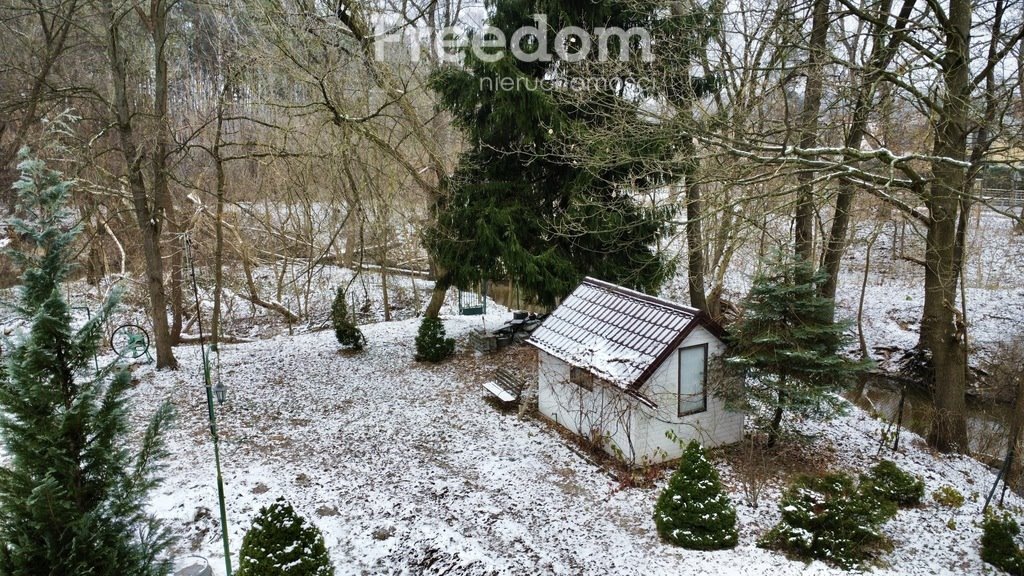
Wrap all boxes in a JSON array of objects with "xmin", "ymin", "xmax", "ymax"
[
  {"xmin": 202, "ymin": 344, "xmax": 232, "ymax": 576},
  {"xmin": 186, "ymin": 235, "xmax": 232, "ymax": 576}
]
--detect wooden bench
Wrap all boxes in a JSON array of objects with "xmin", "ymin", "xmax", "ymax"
[{"xmin": 482, "ymin": 367, "xmax": 526, "ymax": 406}]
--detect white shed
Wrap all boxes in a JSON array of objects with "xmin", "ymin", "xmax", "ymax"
[{"xmin": 526, "ymin": 277, "xmax": 743, "ymax": 466}]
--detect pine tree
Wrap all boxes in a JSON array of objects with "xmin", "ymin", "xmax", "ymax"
[
  {"xmin": 331, "ymin": 286, "xmax": 364, "ymax": 350},
  {"xmin": 415, "ymin": 316, "xmax": 455, "ymax": 363},
  {"xmin": 237, "ymin": 498, "xmax": 335, "ymax": 576},
  {"xmin": 725, "ymin": 254, "xmax": 871, "ymax": 445},
  {"xmin": 426, "ymin": 1, "xmax": 690, "ymax": 306},
  {"xmin": 0, "ymin": 151, "xmax": 175, "ymax": 575},
  {"xmin": 653, "ymin": 441, "xmax": 738, "ymax": 550},
  {"xmin": 761, "ymin": 472, "xmax": 895, "ymax": 569}
]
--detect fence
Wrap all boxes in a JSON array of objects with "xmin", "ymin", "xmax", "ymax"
[{"xmin": 980, "ymin": 187, "xmax": 1024, "ymax": 208}]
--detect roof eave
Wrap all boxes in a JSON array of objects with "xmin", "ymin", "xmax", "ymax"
[{"xmin": 628, "ymin": 311, "xmax": 726, "ymax": 390}]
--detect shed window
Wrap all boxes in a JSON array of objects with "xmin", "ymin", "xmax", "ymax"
[
  {"xmin": 678, "ymin": 344, "xmax": 708, "ymax": 416},
  {"xmin": 570, "ymin": 366, "xmax": 594, "ymax": 391}
]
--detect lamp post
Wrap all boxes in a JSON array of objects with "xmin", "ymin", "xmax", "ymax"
[
  {"xmin": 186, "ymin": 235, "xmax": 232, "ymax": 576},
  {"xmin": 201, "ymin": 344, "xmax": 232, "ymax": 576}
]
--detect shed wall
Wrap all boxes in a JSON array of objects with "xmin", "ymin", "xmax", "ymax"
[
  {"xmin": 633, "ymin": 326, "xmax": 744, "ymax": 461},
  {"xmin": 536, "ymin": 326, "xmax": 743, "ymax": 466}
]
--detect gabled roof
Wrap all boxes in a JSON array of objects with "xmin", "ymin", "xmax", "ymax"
[{"xmin": 526, "ymin": 277, "xmax": 724, "ymax": 390}]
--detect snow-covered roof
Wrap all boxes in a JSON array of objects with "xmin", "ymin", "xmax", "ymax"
[{"xmin": 526, "ymin": 277, "xmax": 723, "ymax": 389}]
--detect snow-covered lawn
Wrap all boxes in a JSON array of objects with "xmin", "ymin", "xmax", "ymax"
[{"xmin": 136, "ymin": 313, "xmax": 1020, "ymax": 576}]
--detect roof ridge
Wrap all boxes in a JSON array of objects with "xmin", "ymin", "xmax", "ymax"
[{"xmin": 581, "ymin": 276, "xmax": 701, "ymax": 316}]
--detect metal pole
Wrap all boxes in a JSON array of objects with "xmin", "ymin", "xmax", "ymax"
[
  {"xmin": 186, "ymin": 235, "xmax": 233, "ymax": 576},
  {"xmin": 892, "ymin": 387, "xmax": 906, "ymax": 452},
  {"xmin": 985, "ymin": 450, "xmax": 1012, "ymax": 513}
]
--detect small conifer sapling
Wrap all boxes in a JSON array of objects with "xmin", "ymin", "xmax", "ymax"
[
  {"xmin": 725, "ymin": 254, "xmax": 872, "ymax": 445},
  {"xmin": 653, "ymin": 441, "xmax": 738, "ymax": 550},
  {"xmin": 331, "ymin": 286, "xmax": 365, "ymax": 350},
  {"xmin": 237, "ymin": 498, "xmax": 335, "ymax": 576},
  {"xmin": 415, "ymin": 316, "xmax": 455, "ymax": 362}
]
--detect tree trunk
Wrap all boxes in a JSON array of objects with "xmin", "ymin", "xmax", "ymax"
[
  {"xmin": 666, "ymin": 2, "xmax": 708, "ymax": 312},
  {"xmin": 683, "ymin": 177, "xmax": 708, "ymax": 312},
  {"xmin": 102, "ymin": 0, "xmax": 177, "ymax": 369},
  {"xmin": 380, "ymin": 235, "xmax": 391, "ymax": 321},
  {"xmin": 211, "ymin": 79, "xmax": 229, "ymax": 346},
  {"xmin": 793, "ymin": 0, "xmax": 830, "ymax": 265},
  {"xmin": 151, "ymin": 1, "xmax": 182, "ymax": 346},
  {"xmin": 922, "ymin": 0, "xmax": 971, "ymax": 452},
  {"xmin": 84, "ymin": 211, "xmax": 105, "ymax": 286},
  {"xmin": 381, "ymin": 268, "xmax": 391, "ymax": 321},
  {"xmin": 138, "ymin": 207, "xmax": 177, "ymax": 369},
  {"xmin": 424, "ymin": 273, "xmax": 448, "ymax": 318},
  {"xmin": 767, "ymin": 388, "xmax": 786, "ymax": 447},
  {"xmin": 167, "ymin": 211, "xmax": 184, "ymax": 343},
  {"xmin": 343, "ymin": 219, "xmax": 358, "ymax": 268},
  {"xmin": 1007, "ymin": 380, "xmax": 1024, "ymax": 491},
  {"xmin": 1017, "ymin": 38, "xmax": 1024, "ymax": 235},
  {"xmin": 857, "ymin": 228, "xmax": 879, "ymax": 359},
  {"xmin": 819, "ymin": 0, "xmax": 917, "ymax": 307}
]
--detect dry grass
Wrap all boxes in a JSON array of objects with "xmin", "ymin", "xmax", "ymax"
[{"xmin": 718, "ymin": 432, "xmax": 840, "ymax": 493}]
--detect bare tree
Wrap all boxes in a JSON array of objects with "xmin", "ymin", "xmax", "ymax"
[
  {"xmin": 100, "ymin": 0, "xmax": 178, "ymax": 368},
  {"xmin": 0, "ymin": 0, "xmax": 83, "ymax": 204}
]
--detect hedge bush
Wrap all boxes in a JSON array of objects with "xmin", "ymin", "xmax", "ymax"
[
  {"xmin": 981, "ymin": 512, "xmax": 1024, "ymax": 576},
  {"xmin": 653, "ymin": 441, "xmax": 738, "ymax": 550},
  {"xmin": 761, "ymin": 473, "xmax": 895, "ymax": 569},
  {"xmin": 860, "ymin": 460, "xmax": 925, "ymax": 507},
  {"xmin": 237, "ymin": 498, "xmax": 335, "ymax": 576}
]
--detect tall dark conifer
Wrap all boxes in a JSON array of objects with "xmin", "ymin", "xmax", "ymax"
[
  {"xmin": 725, "ymin": 254, "xmax": 872, "ymax": 445},
  {"xmin": 428, "ymin": 1, "xmax": 685, "ymax": 306},
  {"xmin": 0, "ymin": 151, "xmax": 174, "ymax": 575}
]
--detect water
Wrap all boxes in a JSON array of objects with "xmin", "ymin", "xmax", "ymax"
[{"xmin": 849, "ymin": 376, "xmax": 1011, "ymax": 463}]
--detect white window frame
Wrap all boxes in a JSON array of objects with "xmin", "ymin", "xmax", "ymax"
[{"xmin": 678, "ymin": 343, "xmax": 708, "ymax": 417}]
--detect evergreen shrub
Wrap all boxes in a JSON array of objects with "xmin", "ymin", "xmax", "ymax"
[
  {"xmin": 237, "ymin": 498, "xmax": 335, "ymax": 576},
  {"xmin": 331, "ymin": 287, "xmax": 364, "ymax": 350},
  {"xmin": 860, "ymin": 460, "xmax": 925, "ymax": 507},
  {"xmin": 761, "ymin": 473, "xmax": 895, "ymax": 569},
  {"xmin": 653, "ymin": 441, "xmax": 738, "ymax": 550},
  {"xmin": 415, "ymin": 316, "xmax": 454, "ymax": 362},
  {"xmin": 981, "ymin": 512, "xmax": 1024, "ymax": 576}
]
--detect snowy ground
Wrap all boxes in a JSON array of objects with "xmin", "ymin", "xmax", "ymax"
[
  {"xmin": 3, "ymin": 210, "xmax": 1023, "ymax": 574},
  {"xmin": 132, "ymin": 309, "xmax": 1021, "ymax": 576}
]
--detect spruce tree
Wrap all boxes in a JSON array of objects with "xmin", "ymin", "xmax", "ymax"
[
  {"xmin": 0, "ymin": 151, "xmax": 175, "ymax": 575},
  {"xmin": 331, "ymin": 286, "xmax": 364, "ymax": 350},
  {"xmin": 653, "ymin": 441, "xmax": 738, "ymax": 550},
  {"xmin": 427, "ymin": 1, "xmax": 690, "ymax": 306},
  {"xmin": 725, "ymin": 254, "xmax": 871, "ymax": 445},
  {"xmin": 415, "ymin": 316, "xmax": 455, "ymax": 363}
]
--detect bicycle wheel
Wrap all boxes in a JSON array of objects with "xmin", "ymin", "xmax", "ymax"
[{"xmin": 110, "ymin": 324, "xmax": 150, "ymax": 359}]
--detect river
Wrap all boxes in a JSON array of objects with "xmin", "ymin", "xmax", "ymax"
[{"xmin": 849, "ymin": 375, "xmax": 1011, "ymax": 465}]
